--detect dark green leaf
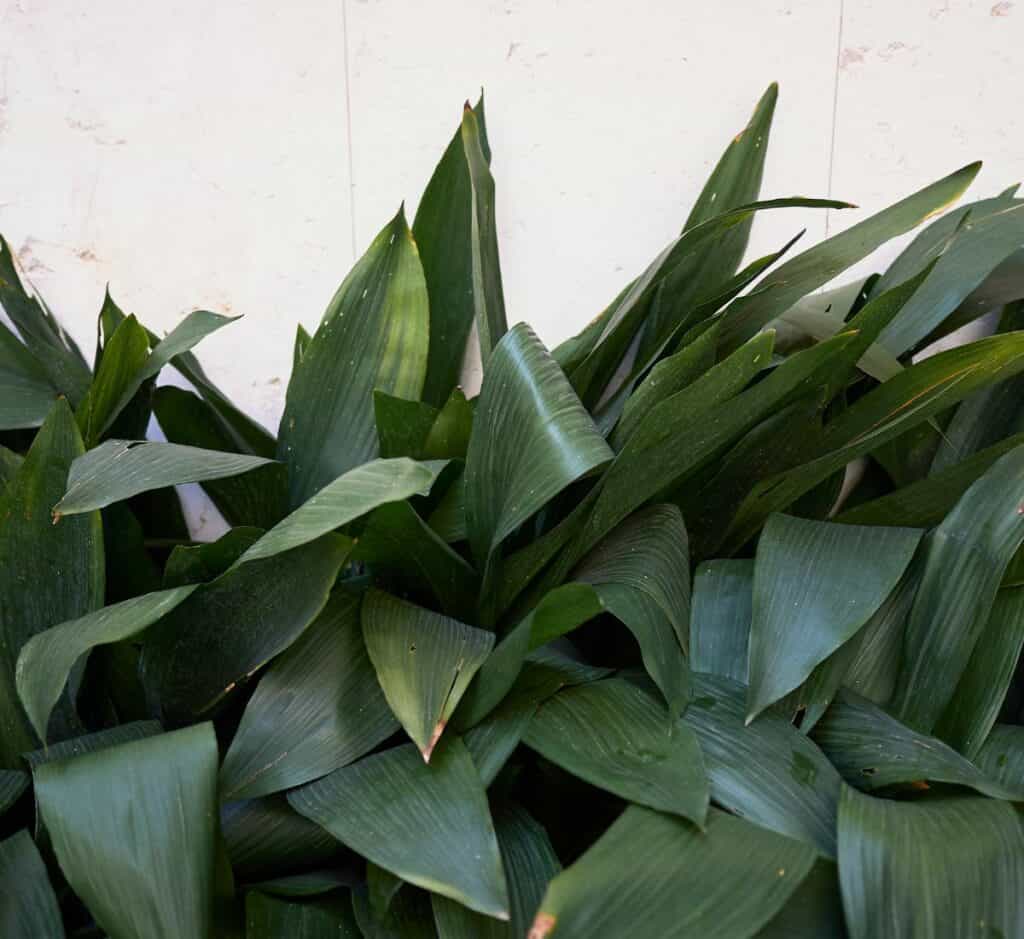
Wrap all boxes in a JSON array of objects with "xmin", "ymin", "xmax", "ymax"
[
  {"xmin": 279, "ymin": 208, "xmax": 429, "ymax": 506},
  {"xmin": 153, "ymin": 386, "xmax": 287, "ymax": 529},
  {"xmin": 432, "ymin": 803, "xmax": 560, "ymax": 939},
  {"xmin": 0, "ymin": 321, "xmax": 57, "ymax": 430},
  {"xmin": 245, "ymin": 890, "xmax": 361, "ymax": 938},
  {"xmin": 974, "ymin": 724, "xmax": 1024, "ymax": 792},
  {"xmin": 690, "ymin": 559, "xmax": 753, "ymax": 683},
  {"xmin": 461, "ymin": 102, "xmax": 507, "ymax": 364},
  {"xmin": 523, "ymin": 674, "xmax": 708, "ymax": 826},
  {"xmin": 892, "ymin": 445, "xmax": 1024, "ymax": 732},
  {"xmin": 0, "ymin": 830, "xmax": 64, "ymax": 938},
  {"xmin": 837, "ymin": 785, "xmax": 1024, "ymax": 939},
  {"xmin": 0, "ymin": 770, "xmax": 28, "ymax": 815},
  {"xmin": 362, "ymin": 590, "xmax": 494, "ymax": 760},
  {"xmin": 0, "ymin": 235, "xmax": 91, "ymax": 404},
  {"xmin": 220, "ymin": 589, "xmax": 398, "ymax": 799},
  {"xmin": 35, "ymin": 723, "xmax": 218, "ymax": 939},
  {"xmin": 746, "ymin": 514, "xmax": 921, "ymax": 722},
  {"xmin": 0, "ymin": 400, "xmax": 103, "ymax": 766},
  {"xmin": 238, "ymin": 458, "xmax": 446, "ymax": 564},
  {"xmin": 682, "ymin": 672, "xmax": 841, "ymax": 858},
  {"xmin": 530, "ymin": 806, "xmax": 816, "ymax": 939},
  {"xmin": 15, "ymin": 586, "xmax": 196, "ymax": 742},
  {"xmin": 754, "ymin": 859, "xmax": 847, "ymax": 939},
  {"xmin": 718, "ymin": 162, "xmax": 981, "ymax": 351},
  {"xmin": 162, "ymin": 526, "xmax": 263, "ymax": 587},
  {"xmin": 352, "ymin": 885, "xmax": 438, "ymax": 939},
  {"xmin": 53, "ymin": 439, "xmax": 275, "ymax": 518},
  {"xmin": 465, "ymin": 322, "xmax": 612, "ymax": 574},
  {"xmin": 414, "ymin": 94, "xmax": 489, "ymax": 405},
  {"xmin": 141, "ymin": 535, "xmax": 349, "ymax": 724},
  {"xmin": 289, "ymin": 740, "xmax": 509, "ymax": 919}
]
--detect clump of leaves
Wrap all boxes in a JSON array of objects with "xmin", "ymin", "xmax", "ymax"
[{"xmin": 3, "ymin": 85, "xmax": 1024, "ymax": 939}]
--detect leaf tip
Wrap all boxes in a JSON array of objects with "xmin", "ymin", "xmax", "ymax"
[
  {"xmin": 528, "ymin": 912, "xmax": 556, "ymax": 938},
  {"xmin": 421, "ymin": 719, "xmax": 447, "ymax": 763}
]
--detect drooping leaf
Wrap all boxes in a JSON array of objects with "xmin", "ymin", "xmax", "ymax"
[
  {"xmin": 974, "ymin": 724, "xmax": 1024, "ymax": 792},
  {"xmin": 746, "ymin": 514, "xmax": 921, "ymax": 722},
  {"xmin": 892, "ymin": 444, "xmax": 1024, "ymax": 732},
  {"xmin": 221, "ymin": 795, "xmax": 342, "ymax": 881},
  {"xmin": 362, "ymin": 590, "xmax": 494, "ymax": 761},
  {"xmin": 432, "ymin": 803, "xmax": 560, "ymax": 939},
  {"xmin": 682, "ymin": 672, "xmax": 841, "ymax": 858},
  {"xmin": 571, "ymin": 505, "xmax": 690, "ymax": 715},
  {"xmin": 530, "ymin": 805, "xmax": 816, "ymax": 939},
  {"xmin": 837, "ymin": 785, "xmax": 1024, "ymax": 939},
  {"xmin": 523, "ymin": 674, "xmax": 708, "ymax": 826},
  {"xmin": 813, "ymin": 688, "xmax": 1022, "ymax": 799},
  {"xmin": 717, "ymin": 162, "xmax": 981, "ymax": 351},
  {"xmin": 153, "ymin": 386, "xmax": 287, "ymax": 529},
  {"xmin": 465, "ymin": 322, "xmax": 612, "ymax": 574},
  {"xmin": 414, "ymin": 94, "xmax": 490, "ymax": 405},
  {"xmin": 278, "ymin": 208, "xmax": 429, "ymax": 506},
  {"xmin": 289, "ymin": 739, "xmax": 509, "ymax": 919},
  {"xmin": 0, "ymin": 830, "xmax": 64, "ymax": 938},
  {"xmin": 0, "ymin": 400, "xmax": 103, "ymax": 766},
  {"xmin": 935, "ymin": 586, "xmax": 1024, "ymax": 757},
  {"xmin": 238, "ymin": 458, "xmax": 446, "ymax": 564},
  {"xmin": 220, "ymin": 589, "xmax": 398, "ymax": 800},
  {"xmin": 141, "ymin": 535, "xmax": 349, "ymax": 724},
  {"xmin": 461, "ymin": 102, "xmax": 508, "ymax": 365},
  {"xmin": 15, "ymin": 586, "xmax": 196, "ymax": 743},
  {"xmin": 53, "ymin": 439, "xmax": 275, "ymax": 518},
  {"xmin": 245, "ymin": 890, "xmax": 361, "ymax": 938},
  {"xmin": 690, "ymin": 559, "xmax": 753, "ymax": 683},
  {"xmin": 0, "ymin": 321, "xmax": 58, "ymax": 430},
  {"xmin": 35, "ymin": 723, "xmax": 219, "ymax": 939}
]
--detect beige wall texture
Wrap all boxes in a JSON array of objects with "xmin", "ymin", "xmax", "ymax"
[{"xmin": 1, "ymin": 1, "xmax": 1022, "ymax": 531}]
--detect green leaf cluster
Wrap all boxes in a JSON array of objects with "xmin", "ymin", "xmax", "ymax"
[{"xmin": 4, "ymin": 86, "xmax": 1024, "ymax": 938}]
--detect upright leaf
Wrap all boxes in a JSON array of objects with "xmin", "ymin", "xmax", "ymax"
[
  {"xmin": 289, "ymin": 740, "xmax": 509, "ymax": 919},
  {"xmin": 35, "ymin": 724, "xmax": 218, "ymax": 939},
  {"xmin": 362, "ymin": 590, "xmax": 494, "ymax": 761},
  {"xmin": 279, "ymin": 208, "xmax": 429, "ymax": 506},
  {"xmin": 0, "ymin": 322, "xmax": 57, "ymax": 430},
  {"xmin": 0, "ymin": 400, "xmax": 103, "ymax": 765},
  {"xmin": 461, "ymin": 102, "xmax": 507, "ymax": 364},
  {"xmin": 717, "ymin": 162, "xmax": 981, "ymax": 351},
  {"xmin": 414, "ymin": 95, "xmax": 490, "ymax": 405},
  {"xmin": 246, "ymin": 891, "xmax": 361, "ymax": 938},
  {"xmin": 746, "ymin": 515, "xmax": 921, "ymax": 722},
  {"xmin": 220, "ymin": 590, "xmax": 399, "ymax": 799},
  {"xmin": 530, "ymin": 806, "xmax": 816, "ymax": 939},
  {"xmin": 892, "ymin": 445, "xmax": 1024, "ymax": 732}
]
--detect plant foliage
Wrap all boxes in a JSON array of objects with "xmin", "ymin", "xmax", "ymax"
[{"xmin": 3, "ymin": 87, "xmax": 1024, "ymax": 938}]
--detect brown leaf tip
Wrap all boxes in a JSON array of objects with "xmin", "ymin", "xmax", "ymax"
[
  {"xmin": 421, "ymin": 719, "xmax": 447, "ymax": 763},
  {"xmin": 528, "ymin": 913, "xmax": 556, "ymax": 939}
]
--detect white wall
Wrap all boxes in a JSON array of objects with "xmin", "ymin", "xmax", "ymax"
[{"xmin": 2, "ymin": 0, "xmax": 1022, "ymax": 432}]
